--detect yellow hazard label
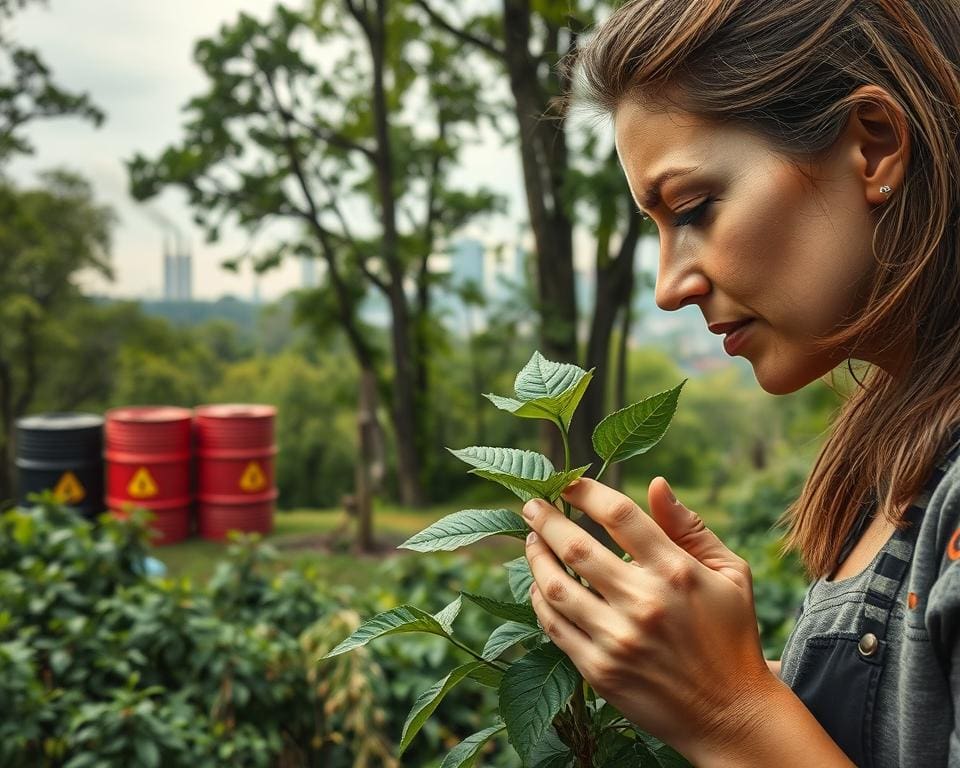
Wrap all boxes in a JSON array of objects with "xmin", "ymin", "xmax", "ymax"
[
  {"xmin": 53, "ymin": 471, "xmax": 86, "ymax": 504},
  {"xmin": 128, "ymin": 467, "xmax": 159, "ymax": 499},
  {"xmin": 239, "ymin": 461, "xmax": 267, "ymax": 493}
]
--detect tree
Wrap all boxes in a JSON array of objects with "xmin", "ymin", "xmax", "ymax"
[
  {"xmin": 0, "ymin": 170, "xmax": 113, "ymax": 501},
  {"xmin": 128, "ymin": 2, "xmax": 502, "ymax": 510},
  {"xmin": 0, "ymin": 0, "xmax": 103, "ymax": 163},
  {"xmin": 413, "ymin": 0, "xmax": 648, "ymax": 475}
]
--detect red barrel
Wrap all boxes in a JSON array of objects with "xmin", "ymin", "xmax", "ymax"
[
  {"xmin": 105, "ymin": 406, "xmax": 193, "ymax": 545},
  {"xmin": 194, "ymin": 404, "xmax": 277, "ymax": 540}
]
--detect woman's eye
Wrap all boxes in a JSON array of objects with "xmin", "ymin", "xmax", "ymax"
[{"xmin": 671, "ymin": 197, "xmax": 713, "ymax": 228}]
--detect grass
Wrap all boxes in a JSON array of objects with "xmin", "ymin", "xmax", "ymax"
[{"xmin": 155, "ymin": 482, "xmax": 731, "ymax": 588}]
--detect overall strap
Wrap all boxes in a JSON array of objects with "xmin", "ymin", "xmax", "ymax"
[{"xmin": 858, "ymin": 425, "xmax": 960, "ymax": 638}]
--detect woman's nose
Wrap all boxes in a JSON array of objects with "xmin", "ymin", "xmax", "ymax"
[{"xmin": 654, "ymin": 246, "xmax": 711, "ymax": 311}]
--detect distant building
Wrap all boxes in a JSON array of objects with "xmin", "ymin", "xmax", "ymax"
[
  {"xmin": 162, "ymin": 239, "xmax": 192, "ymax": 301},
  {"xmin": 301, "ymin": 256, "xmax": 319, "ymax": 288},
  {"xmin": 431, "ymin": 236, "xmax": 485, "ymax": 328},
  {"xmin": 450, "ymin": 237, "xmax": 485, "ymax": 291}
]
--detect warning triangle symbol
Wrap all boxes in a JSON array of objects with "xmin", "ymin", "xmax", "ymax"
[
  {"xmin": 239, "ymin": 461, "xmax": 267, "ymax": 493},
  {"xmin": 128, "ymin": 467, "xmax": 159, "ymax": 499},
  {"xmin": 53, "ymin": 471, "xmax": 86, "ymax": 505}
]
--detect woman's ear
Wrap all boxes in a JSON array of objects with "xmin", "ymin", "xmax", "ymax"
[{"xmin": 842, "ymin": 85, "xmax": 911, "ymax": 206}]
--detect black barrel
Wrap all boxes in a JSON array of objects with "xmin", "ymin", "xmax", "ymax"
[{"xmin": 16, "ymin": 412, "xmax": 105, "ymax": 517}]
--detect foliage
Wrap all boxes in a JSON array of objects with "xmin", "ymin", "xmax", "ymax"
[
  {"xmin": 0, "ymin": 171, "xmax": 114, "ymax": 498},
  {"xmin": 0, "ymin": 0, "xmax": 103, "ymax": 162},
  {"xmin": 0, "ymin": 496, "xmax": 525, "ymax": 767},
  {"xmin": 723, "ymin": 455, "xmax": 813, "ymax": 657},
  {"xmin": 327, "ymin": 352, "xmax": 690, "ymax": 766}
]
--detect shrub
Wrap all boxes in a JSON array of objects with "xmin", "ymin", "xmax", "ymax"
[{"xmin": 0, "ymin": 498, "xmax": 509, "ymax": 767}]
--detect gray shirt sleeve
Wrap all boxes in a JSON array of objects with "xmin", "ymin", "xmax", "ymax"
[{"xmin": 920, "ymin": 464, "xmax": 960, "ymax": 765}]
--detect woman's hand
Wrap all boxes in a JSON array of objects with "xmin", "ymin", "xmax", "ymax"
[{"xmin": 523, "ymin": 476, "xmax": 776, "ymax": 760}]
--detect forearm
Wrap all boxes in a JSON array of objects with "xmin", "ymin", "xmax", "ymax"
[{"xmin": 686, "ymin": 674, "xmax": 855, "ymax": 768}]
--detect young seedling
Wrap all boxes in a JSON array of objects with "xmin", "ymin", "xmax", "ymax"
[{"xmin": 323, "ymin": 351, "xmax": 690, "ymax": 767}]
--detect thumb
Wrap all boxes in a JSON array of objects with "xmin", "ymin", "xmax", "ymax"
[{"xmin": 647, "ymin": 476, "xmax": 745, "ymax": 580}]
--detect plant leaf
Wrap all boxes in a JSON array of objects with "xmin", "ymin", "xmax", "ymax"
[
  {"xmin": 482, "ymin": 621, "xmax": 542, "ymax": 660},
  {"xmin": 448, "ymin": 446, "xmax": 587, "ymax": 502},
  {"xmin": 434, "ymin": 596, "xmax": 462, "ymax": 632},
  {"xmin": 504, "ymin": 557, "xmax": 534, "ymax": 603},
  {"xmin": 528, "ymin": 726, "xmax": 574, "ymax": 768},
  {"xmin": 634, "ymin": 730, "xmax": 695, "ymax": 767},
  {"xmin": 484, "ymin": 392, "xmax": 557, "ymax": 423},
  {"xmin": 593, "ymin": 699, "xmax": 626, "ymax": 729},
  {"xmin": 596, "ymin": 729, "xmax": 641, "ymax": 767},
  {"xmin": 322, "ymin": 606, "xmax": 451, "ymax": 659},
  {"xmin": 468, "ymin": 664, "xmax": 503, "ymax": 688},
  {"xmin": 499, "ymin": 642, "xmax": 580, "ymax": 763},
  {"xmin": 400, "ymin": 662, "xmax": 483, "ymax": 755},
  {"xmin": 439, "ymin": 724, "xmax": 506, "ymax": 768},
  {"xmin": 513, "ymin": 350, "xmax": 586, "ymax": 401},
  {"xmin": 471, "ymin": 465, "xmax": 590, "ymax": 503},
  {"xmin": 462, "ymin": 592, "xmax": 538, "ymax": 626},
  {"xmin": 484, "ymin": 368, "xmax": 594, "ymax": 430},
  {"xmin": 449, "ymin": 446, "xmax": 555, "ymax": 479},
  {"xmin": 592, "ymin": 382, "xmax": 685, "ymax": 466},
  {"xmin": 400, "ymin": 509, "xmax": 527, "ymax": 552}
]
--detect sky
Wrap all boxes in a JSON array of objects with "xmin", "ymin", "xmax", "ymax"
[{"xmin": 5, "ymin": 0, "xmax": 527, "ymax": 301}]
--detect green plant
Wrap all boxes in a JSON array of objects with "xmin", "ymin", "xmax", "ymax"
[{"xmin": 325, "ymin": 351, "xmax": 690, "ymax": 767}]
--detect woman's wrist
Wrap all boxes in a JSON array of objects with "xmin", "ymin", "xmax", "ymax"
[{"xmin": 682, "ymin": 672, "xmax": 855, "ymax": 768}]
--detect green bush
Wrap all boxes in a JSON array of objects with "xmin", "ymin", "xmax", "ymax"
[
  {"xmin": 0, "ymin": 499, "xmax": 516, "ymax": 767},
  {"xmin": 723, "ymin": 456, "xmax": 812, "ymax": 658}
]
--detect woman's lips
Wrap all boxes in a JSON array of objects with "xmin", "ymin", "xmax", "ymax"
[{"xmin": 720, "ymin": 319, "xmax": 755, "ymax": 356}]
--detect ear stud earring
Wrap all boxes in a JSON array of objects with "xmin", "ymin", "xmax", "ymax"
[{"xmin": 880, "ymin": 185, "xmax": 892, "ymax": 195}]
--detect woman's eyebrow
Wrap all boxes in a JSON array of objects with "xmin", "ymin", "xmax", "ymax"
[{"xmin": 640, "ymin": 166, "xmax": 700, "ymax": 210}]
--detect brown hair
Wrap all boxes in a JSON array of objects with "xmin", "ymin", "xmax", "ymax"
[{"xmin": 575, "ymin": 0, "xmax": 960, "ymax": 578}]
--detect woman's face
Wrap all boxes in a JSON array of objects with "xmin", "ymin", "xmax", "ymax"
[{"xmin": 614, "ymin": 99, "xmax": 883, "ymax": 395}]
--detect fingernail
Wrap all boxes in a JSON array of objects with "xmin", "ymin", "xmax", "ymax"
[
  {"xmin": 561, "ymin": 479, "xmax": 581, "ymax": 496},
  {"xmin": 665, "ymin": 481, "xmax": 677, "ymax": 504},
  {"xmin": 526, "ymin": 531, "xmax": 538, "ymax": 545},
  {"xmin": 522, "ymin": 500, "xmax": 542, "ymax": 521}
]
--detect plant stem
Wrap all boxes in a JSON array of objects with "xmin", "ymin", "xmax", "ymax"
[
  {"xmin": 570, "ymin": 679, "xmax": 594, "ymax": 765},
  {"xmin": 559, "ymin": 424, "xmax": 592, "ymax": 588},
  {"xmin": 560, "ymin": 426, "xmax": 572, "ymax": 519},
  {"xmin": 447, "ymin": 637, "xmax": 507, "ymax": 672},
  {"xmin": 595, "ymin": 457, "xmax": 611, "ymax": 483}
]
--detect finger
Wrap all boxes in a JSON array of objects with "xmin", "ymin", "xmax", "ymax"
[
  {"xmin": 647, "ymin": 477, "xmax": 749, "ymax": 584},
  {"xmin": 560, "ymin": 477, "xmax": 676, "ymax": 563},
  {"xmin": 529, "ymin": 581, "xmax": 592, "ymax": 659},
  {"xmin": 525, "ymin": 531, "xmax": 610, "ymax": 635},
  {"xmin": 521, "ymin": 498, "xmax": 629, "ymax": 597}
]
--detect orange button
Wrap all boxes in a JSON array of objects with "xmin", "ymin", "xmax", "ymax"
[{"xmin": 948, "ymin": 528, "xmax": 960, "ymax": 561}]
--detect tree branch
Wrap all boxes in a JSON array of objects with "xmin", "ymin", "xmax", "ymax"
[
  {"xmin": 317, "ymin": 175, "xmax": 390, "ymax": 296},
  {"xmin": 286, "ymin": 110, "xmax": 377, "ymax": 161},
  {"xmin": 343, "ymin": 0, "xmax": 372, "ymax": 39},
  {"xmin": 412, "ymin": 0, "xmax": 505, "ymax": 59}
]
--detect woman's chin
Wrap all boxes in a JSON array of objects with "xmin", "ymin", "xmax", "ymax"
[{"xmin": 751, "ymin": 360, "xmax": 820, "ymax": 396}]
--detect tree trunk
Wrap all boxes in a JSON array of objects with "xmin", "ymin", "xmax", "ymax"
[
  {"xmin": 369, "ymin": 0, "xmax": 425, "ymax": 507},
  {"xmin": 570, "ymin": 206, "xmax": 641, "ymax": 471},
  {"xmin": 501, "ymin": 0, "xmax": 577, "ymax": 466},
  {"xmin": 354, "ymin": 366, "xmax": 380, "ymax": 553}
]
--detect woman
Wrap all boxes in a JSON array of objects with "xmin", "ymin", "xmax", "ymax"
[{"xmin": 522, "ymin": 1, "xmax": 960, "ymax": 766}]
